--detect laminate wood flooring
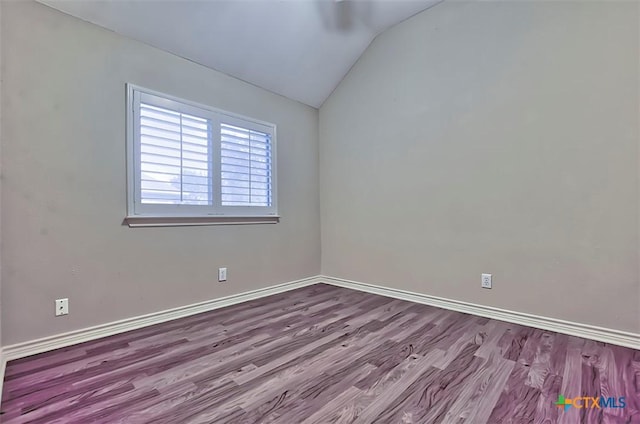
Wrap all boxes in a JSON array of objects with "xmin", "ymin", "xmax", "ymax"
[{"xmin": 1, "ymin": 284, "xmax": 639, "ymax": 423}]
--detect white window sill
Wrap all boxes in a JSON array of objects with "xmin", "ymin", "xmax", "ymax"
[{"xmin": 124, "ymin": 215, "xmax": 280, "ymax": 227}]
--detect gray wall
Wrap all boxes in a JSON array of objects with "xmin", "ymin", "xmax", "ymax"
[
  {"xmin": 1, "ymin": 1, "xmax": 320, "ymax": 345},
  {"xmin": 2, "ymin": 0, "xmax": 638, "ymax": 346},
  {"xmin": 320, "ymin": 1, "xmax": 640, "ymax": 332}
]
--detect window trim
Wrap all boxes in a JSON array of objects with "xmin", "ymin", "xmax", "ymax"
[{"xmin": 125, "ymin": 84, "xmax": 279, "ymax": 227}]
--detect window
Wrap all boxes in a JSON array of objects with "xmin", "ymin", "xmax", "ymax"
[{"xmin": 126, "ymin": 85, "xmax": 277, "ymax": 226}]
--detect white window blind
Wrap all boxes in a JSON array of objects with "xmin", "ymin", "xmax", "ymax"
[
  {"xmin": 221, "ymin": 123, "xmax": 272, "ymax": 207},
  {"xmin": 140, "ymin": 104, "xmax": 212, "ymax": 206},
  {"xmin": 127, "ymin": 85, "xmax": 277, "ymax": 222}
]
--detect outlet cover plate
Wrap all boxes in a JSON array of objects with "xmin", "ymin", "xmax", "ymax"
[
  {"xmin": 481, "ymin": 274, "xmax": 492, "ymax": 289},
  {"xmin": 218, "ymin": 268, "xmax": 227, "ymax": 282},
  {"xmin": 55, "ymin": 298, "xmax": 69, "ymax": 316}
]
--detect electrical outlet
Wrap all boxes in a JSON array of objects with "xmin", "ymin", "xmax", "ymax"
[
  {"xmin": 481, "ymin": 274, "xmax": 492, "ymax": 289},
  {"xmin": 218, "ymin": 267, "xmax": 227, "ymax": 282},
  {"xmin": 55, "ymin": 298, "xmax": 69, "ymax": 316}
]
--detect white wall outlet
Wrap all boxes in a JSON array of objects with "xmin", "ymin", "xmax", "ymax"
[
  {"xmin": 481, "ymin": 273, "xmax": 492, "ymax": 289},
  {"xmin": 218, "ymin": 267, "xmax": 227, "ymax": 282},
  {"xmin": 55, "ymin": 298, "xmax": 69, "ymax": 316}
]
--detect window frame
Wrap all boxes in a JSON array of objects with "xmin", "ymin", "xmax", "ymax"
[{"xmin": 125, "ymin": 84, "xmax": 278, "ymax": 227}]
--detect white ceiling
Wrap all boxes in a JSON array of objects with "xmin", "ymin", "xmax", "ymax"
[{"xmin": 39, "ymin": 0, "xmax": 441, "ymax": 108}]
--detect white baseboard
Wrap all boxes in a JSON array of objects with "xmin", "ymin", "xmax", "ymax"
[
  {"xmin": 0, "ymin": 350, "xmax": 6, "ymax": 405},
  {"xmin": 319, "ymin": 275, "xmax": 640, "ymax": 350},
  {"xmin": 2, "ymin": 274, "xmax": 637, "ymax": 368},
  {"xmin": 2, "ymin": 276, "xmax": 321, "ymax": 362}
]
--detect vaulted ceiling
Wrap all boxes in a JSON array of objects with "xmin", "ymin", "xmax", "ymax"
[{"xmin": 39, "ymin": 0, "xmax": 441, "ymax": 108}]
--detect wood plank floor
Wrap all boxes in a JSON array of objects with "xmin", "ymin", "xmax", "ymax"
[{"xmin": 1, "ymin": 283, "xmax": 639, "ymax": 423}]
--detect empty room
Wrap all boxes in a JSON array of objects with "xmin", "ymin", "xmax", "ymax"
[{"xmin": 0, "ymin": 0, "xmax": 638, "ymax": 422}]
